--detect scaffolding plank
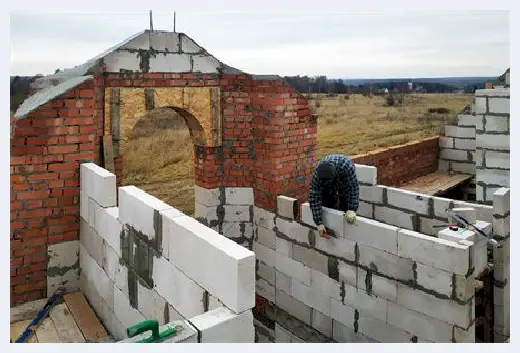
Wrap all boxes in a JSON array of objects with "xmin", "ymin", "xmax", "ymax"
[
  {"xmin": 34, "ymin": 317, "xmax": 61, "ymax": 343},
  {"xmin": 64, "ymin": 292, "xmax": 108, "ymax": 342},
  {"xmin": 10, "ymin": 298, "xmax": 48, "ymax": 323},
  {"xmin": 49, "ymin": 303, "xmax": 86, "ymax": 343},
  {"xmin": 10, "ymin": 320, "xmax": 38, "ymax": 343}
]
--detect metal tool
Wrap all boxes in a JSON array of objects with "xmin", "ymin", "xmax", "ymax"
[
  {"xmin": 445, "ymin": 209, "xmax": 501, "ymax": 248},
  {"xmin": 14, "ymin": 287, "xmax": 66, "ymax": 343},
  {"xmin": 126, "ymin": 320, "xmax": 177, "ymax": 343}
]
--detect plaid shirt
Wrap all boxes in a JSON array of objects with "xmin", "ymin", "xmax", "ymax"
[{"xmin": 309, "ymin": 154, "xmax": 359, "ymax": 226}]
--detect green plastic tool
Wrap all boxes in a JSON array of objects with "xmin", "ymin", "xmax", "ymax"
[{"xmin": 126, "ymin": 320, "xmax": 177, "ymax": 343}]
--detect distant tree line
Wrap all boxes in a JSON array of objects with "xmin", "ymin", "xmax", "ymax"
[{"xmin": 282, "ymin": 75, "xmax": 487, "ymax": 95}]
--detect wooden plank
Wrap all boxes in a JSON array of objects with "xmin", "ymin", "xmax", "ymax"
[
  {"xmin": 64, "ymin": 292, "xmax": 108, "ymax": 342},
  {"xmin": 49, "ymin": 303, "xmax": 86, "ymax": 343},
  {"xmin": 10, "ymin": 298, "xmax": 48, "ymax": 323},
  {"xmin": 34, "ymin": 317, "xmax": 61, "ymax": 343},
  {"xmin": 10, "ymin": 320, "xmax": 38, "ymax": 343},
  {"xmin": 103, "ymin": 135, "xmax": 116, "ymax": 174}
]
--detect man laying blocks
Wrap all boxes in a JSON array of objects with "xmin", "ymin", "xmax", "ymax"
[{"xmin": 309, "ymin": 154, "xmax": 359, "ymax": 238}]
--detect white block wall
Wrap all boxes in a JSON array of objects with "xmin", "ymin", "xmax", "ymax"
[
  {"xmin": 194, "ymin": 186, "xmax": 254, "ymax": 249},
  {"xmin": 251, "ymin": 196, "xmax": 481, "ymax": 343},
  {"xmin": 474, "ymin": 88, "xmax": 510, "ymax": 204},
  {"xmin": 79, "ymin": 163, "xmax": 255, "ymax": 343}
]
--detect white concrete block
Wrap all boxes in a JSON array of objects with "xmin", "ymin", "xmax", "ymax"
[
  {"xmin": 333, "ymin": 320, "xmax": 376, "ymax": 343},
  {"xmin": 474, "ymin": 97, "xmax": 487, "ymax": 114},
  {"xmin": 387, "ymin": 302, "xmax": 453, "ymax": 342},
  {"xmin": 80, "ymin": 190, "xmax": 89, "ymax": 221},
  {"xmin": 475, "ymin": 88, "xmax": 510, "ymax": 97},
  {"xmin": 119, "ymin": 186, "xmax": 172, "ymax": 240},
  {"xmin": 485, "ymin": 115, "xmax": 509, "ymax": 132},
  {"xmin": 275, "ymin": 252, "xmax": 311, "ymax": 286},
  {"xmin": 322, "ymin": 206, "xmax": 346, "ymax": 237},
  {"xmin": 257, "ymin": 261, "xmax": 275, "ymax": 285},
  {"xmin": 194, "ymin": 185, "xmax": 221, "ymax": 207},
  {"xmin": 291, "ymin": 279, "xmax": 330, "ymax": 315},
  {"xmin": 453, "ymin": 201, "xmax": 493, "ymax": 222},
  {"xmin": 415, "ymin": 263, "xmax": 452, "ymax": 297},
  {"xmin": 440, "ymin": 148, "xmax": 469, "ymax": 161},
  {"xmin": 457, "ymin": 114, "xmax": 483, "ymax": 129},
  {"xmin": 488, "ymin": 97, "xmax": 510, "ymax": 114},
  {"xmin": 493, "ymin": 187, "xmax": 510, "ymax": 216},
  {"xmin": 86, "ymin": 197, "xmax": 97, "ymax": 227},
  {"xmin": 359, "ymin": 185, "xmax": 384, "ymax": 204},
  {"xmin": 194, "ymin": 203, "xmax": 218, "ymax": 223},
  {"xmin": 254, "ymin": 206, "xmax": 276, "ymax": 229},
  {"xmin": 165, "ymin": 215, "xmax": 256, "ymax": 314},
  {"xmin": 438, "ymin": 227, "xmax": 476, "ymax": 243},
  {"xmin": 354, "ymin": 164, "xmax": 377, "ymax": 185},
  {"xmin": 275, "ymin": 323, "xmax": 304, "ymax": 343},
  {"xmin": 137, "ymin": 281, "xmax": 168, "ymax": 325},
  {"xmin": 372, "ymin": 275, "xmax": 398, "ymax": 302},
  {"xmin": 114, "ymin": 262, "xmax": 129, "ymax": 297},
  {"xmin": 80, "ymin": 244, "xmax": 114, "ymax": 309},
  {"xmin": 310, "ymin": 269, "xmax": 341, "ymax": 301},
  {"xmin": 152, "ymin": 256, "xmax": 205, "ymax": 318},
  {"xmin": 420, "ymin": 217, "xmax": 451, "ymax": 236},
  {"xmin": 148, "ymin": 53, "xmax": 191, "ymax": 72},
  {"xmin": 275, "ymin": 271, "xmax": 292, "ymax": 294},
  {"xmin": 450, "ymin": 206, "xmax": 477, "ymax": 224},
  {"xmin": 486, "ymin": 151, "xmax": 510, "ymax": 169},
  {"xmin": 477, "ymin": 168, "xmax": 509, "ymax": 187},
  {"xmin": 397, "ymin": 228, "xmax": 471, "ymax": 275},
  {"xmin": 433, "ymin": 196, "xmax": 452, "ymax": 219},
  {"xmin": 343, "ymin": 283, "xmax": 388, "ymax": 321},
  {"xmin": 300, "ymin": 202, "xmax": 315, "ymax": 227},
  {"xmin": 374, "ymin": 206, "xmax": 414, "ymax": 230},
  {"xmin": 276, "ymin": 195, "xmax": 297, "ymax": 219},
  {"xmin": 275, "ymin": 217, "xmax": 311, "ymax": 245},
  {"xmin": 256, "ymin": 278, "xmax": 275, "ymax": 303},
  {"xmin": 444, "ymin": 125, "xmax": 475, "ymax": 138},
  {"xmin": 80, "ymin": 219, "xmax": 104, "ymax": 267},
  {"xmin": 160, "ymin": 207, "xmax": 185, "ymax": 260},
  {"xmin": 396, "ymin": 283, "xmax": 473, "ymax": 328},
  {"xmin": 311, "ymin": 308, "xmax": 332, "ymax": 337},
  {"xmin": 253, "ymin": 240, "xmax": 275, "ymax": 266},
  {"xmin": 357, "ymin": 201, "xmax": 373, "ymax": 219},
  {"xmin": 358, "ymin": 313, "xmax": 419, "ymax": 343},
  {"xmin": 453, "ymin": 275, "xmax": 475, "ymax": 302},
  {"xmin": 358, "ymin": 244, "xmax": 413, "ymax": 282},
  {"xmin": 180, "ymin": 34, "xmax": 203, "ymax": 53},
  {"xmin": 102, "ymin": 242, "xmax": 120, "ymax": 282},
  {"xmin": 454, "ymin": 138, "xmax": 476, "ymax": 150},
  {"xmin": 189, "ymin": 307, "xmax": 254, "ymax": 342},
  {"xmin": 223, "ymin": 205, "xmax": 251, "ymax": 222},
  {"xmin": 113, "ymin": 284, "xmax": 145, "ymax": 329},
  {"xmin": 95, "ymin": 206, "xmax": 122, "ymax": 256},
  {"xmin": 473, "ymin": 235, "xmax": 489, "ymax": 277},
  {"xmin": 275, "ymin": 236, "xmax": 293, "ymax": 257},
  {"xmin": 454, "ymin": 323, "xmax": 475, "ymax": 343},
  {"xmin": 338, "ymin": 260, "xmax": 364, "ymax": 290},
  {"xmin": 104, "ymin": 51, "xmax": 141, "ymax": 72},
  {"xmin": 80, "ymin": 163, "xmax": 117, "ymax": 207},
  {"xmin": 255, "ymin": 225, "xmax": 275, "ymax": 249},
  {"xmin": 345, "ymin": 217, "xmax": 398, "ymax": 254},
  {"xmin": 149, "ymin": 32, "xmax": 180, "ymax": 51},
  {"xmin": 329, "ymin": 298, "xmax": 356, "ymax": 328},
  {"xmin": 476, "ymin": 134, "xmax": 510, "ymax": 151},
  {"xmin": 222, "ymin": 222, "xmax": 253, "ymax": 240},
  {"xmin": 192, "ymin": 54, "xmax": 221, "ymax": 74},
  {"xmin": 315, "ymin": 232, "xmax": 356, "ymax": 262},
  {"xmin": 439, "ymin": 136, "xmax": 454, "ymax": 148},
  {"xmin": 225, "ymin": 187, "xmax": 254, "ymax": 205},
  {"xmin": 450, "ymin": 161, "xmax": 476, "ymax": 174}
]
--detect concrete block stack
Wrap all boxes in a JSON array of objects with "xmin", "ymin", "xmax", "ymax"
[
  {"xmin": 474, "ymin": 88, "xmax": 510, "ymax": 204},
  {"xmin": 194, "ymin": 186, "xmax": 255, "ymax": 249},
  {"xmin": 79, "ymin": 163, "xmax": 256, "ymax": 343},
  {"xmin": 353, "ymin": 164, "xmax": 493, "ymax": 236},
  {"xmin": 492, "ymin": 188, "xmax": 510, "ymax": 342},
  {"xmin": 251, "ymin": 195, "xmax": 482, "ymax": 343}
]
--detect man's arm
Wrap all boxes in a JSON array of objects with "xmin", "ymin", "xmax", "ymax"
[{"xmin": 309, "ymin": 173, "xmax": 324, "ymax": 226}]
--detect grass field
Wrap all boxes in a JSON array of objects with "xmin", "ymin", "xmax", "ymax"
[{"xmin": 122, "ymin": 93, "xmax": 474, "ymax": 216}]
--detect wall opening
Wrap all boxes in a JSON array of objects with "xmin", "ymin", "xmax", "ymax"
[{"xmin": 121, "ymin": 107, "xmax": 198, "ymax": 216}]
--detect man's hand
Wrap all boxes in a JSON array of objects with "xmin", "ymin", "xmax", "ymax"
[
  {"xmin": 344, "ymin": 210, "xmax": 356, "ymax": 224},
  {"xmin": 317, "ymin": 224, "xmax": 330, "ymax": 239}
]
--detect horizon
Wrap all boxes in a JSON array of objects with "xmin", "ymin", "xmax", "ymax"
[{"xmin": 10, "ymin": 11, "xmax": 510, "ymax": 78}]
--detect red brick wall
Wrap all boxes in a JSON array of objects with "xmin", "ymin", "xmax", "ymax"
[
  {"xmin": 10, "ymin": 81, "xmax": 96, "ymax": 304},
  {"xmin": 351, "ymin": 136, "xmax": 440, "ymax": 187},
  {"xmin": 10, "ymin": 71, "xmax": 315, "ymax": 305}
]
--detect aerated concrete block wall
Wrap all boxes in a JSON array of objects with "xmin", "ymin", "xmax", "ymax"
[
  {"xmin": 474, "ymin": 88, "xmax": 510, "ymax": 204},
  {"xmin": 79, "ymin": 163, "xmax": 255, "ymax": 342},
  {"xmin": 194, "ymin": 186, "xmax": 254, "ymax": 249},
  {"xmin": 492, "ymin": 188, "xmax": 510, "ymax": 342},
  {"xmin": 354, "ymin": 165, "xmax": 493, "ymax": 237}
]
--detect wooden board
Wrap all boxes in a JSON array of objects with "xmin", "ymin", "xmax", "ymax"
[
  {"xmin": 400, "ymin": 171, "xmax": 473, "ymax": 196},
  {"xmin": 34, "ymin": 317, "xmax": 61, "ymax": 343},
  {"xmin": 10, "ymin": 298, "xmax": 48, "ymax": 323},
  {"xmin": 10, "ymin": 319, "xmax": 38, "ymax": 343},
  {"xmin": 64, "ymin": 292, "xmax": 108, "ymax": 342},
  {"xmin": 103, "ymin": 135, "xmax": 116, "ymax": 174},
  {"xmin": 49, "ymin": 303, "xmax": 86, "ymax": 343}
]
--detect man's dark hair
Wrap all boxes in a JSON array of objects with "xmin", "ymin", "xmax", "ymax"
[{"xmin": 316, "ymin": 162, "xmax": 337, "ymax": 181}]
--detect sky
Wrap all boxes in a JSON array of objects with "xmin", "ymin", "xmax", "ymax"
[{"xmin": 10, "ymin": 10, "xmax": 510, "ymax": 78}]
